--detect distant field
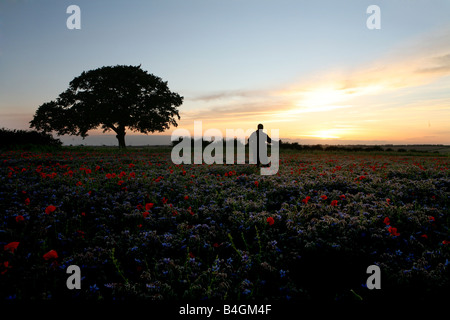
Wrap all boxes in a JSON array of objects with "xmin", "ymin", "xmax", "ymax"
[
  {"xmin": 59, "ymin": 143, "xmax": 450, "ymax": 155},
  {"xmin": 282, "ymin": 144, "xmax": 450, "ymax": 154},
  {"xmin": 0, "ymin": 148, "xmax": 449, "ymax": 304}
]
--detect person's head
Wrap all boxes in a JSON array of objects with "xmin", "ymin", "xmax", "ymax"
[{"xmin": 257, "ymin": 124, "xmax": 263, "ymax": 130}]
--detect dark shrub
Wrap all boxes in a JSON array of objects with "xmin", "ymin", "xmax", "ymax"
[{"xmin": 0, "ymin": 128, "xmax": 62, "ymax": 149}]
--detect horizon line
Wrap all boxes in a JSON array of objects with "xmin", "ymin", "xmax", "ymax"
[{"xmin": 57, "ymin": 134, "xmax": 449, "ymax": 147}]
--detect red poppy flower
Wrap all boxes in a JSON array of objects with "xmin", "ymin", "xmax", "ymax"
[
  {"xmin": 254, "ymin": 181, "xmax": 259, "ymax": 187},
  {"xmin": 24, "ymin": 198, "xmax": 30, "ymax": 205},
  {"xmin": 267, "ymin": 217, "xmax": 275, "ymax": 226},
  {"xmin": 428, "ymin": 216, "xmax": 435, "ymax": 222},
  {"xmin": 145, "ymin": 203, "xmax": 154, "ymax": 211},
  {"xmin": 76, "ymin": 230, "xmax": 85, "ymax": 238},
  {"xmin": 421, "ymin": 234, "xmax": 428, "ymax": 239},
  {"xmin": 184, "ymin": 195, "xmax": 189, "ymax": 200},
  {"xmin": 1, "ymin": 261, "xmax": 10, "ymax": 275},
  {"xmin": 320, "ymin": 195, "xmax": 327, "ymax": 200},
  {"xmin": 339, "ymin": 195, "xmax": 346, "ymax": 199},
  {"xmin": 331, "ymin": 200, "xmax": 338, "ymax": 206},
  {"xmin": 142, "ymin": 211, "xmax": 150, "ymax": 218},
  {"xmin": 162, "ymin": 197, "xmax": 168, "ymax": 204},
  {"xmin": 43, "ymin": 250, "xmax": 58, "ymax": 260},
  {"xmin": 388, "ymin": 226, "xmax": 400, "ymax": 237},
  {"xmin": 45, "ymin": 205, "xmax": 56, "ymax": 214},
  {"xmin": 302, "ymin": 196, "xmax": 311, "ymax": 204},
  {"xmin": 442, "ymin": 240, "xmax": 450, "ymax": 245},
  {"xmin": 15, "ymin": 215, "xmax": 24, "ymax": 223},
  {"xmin": 383, "ymin": 217, "xmax": 390, "ymax": 225},
  {"xmin": 4, "ymin": 242, "xmax": 19, "ymax": 253}
]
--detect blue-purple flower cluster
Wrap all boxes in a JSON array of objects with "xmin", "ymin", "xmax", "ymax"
[{"xmin": 0, "ymin": 149, "xmax": 449, "ymax": 302}]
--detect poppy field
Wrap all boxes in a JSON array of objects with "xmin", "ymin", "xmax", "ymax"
[{"xmin": 1, "ymin": 148, "xmax": 449, "ymax": 303}]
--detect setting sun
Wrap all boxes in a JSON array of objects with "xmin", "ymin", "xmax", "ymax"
[{"xmin": 300, "ymin": 129, "xmax": 342, "ymax": 140}]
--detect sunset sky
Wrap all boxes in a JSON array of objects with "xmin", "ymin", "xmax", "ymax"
[{"xmin": 1, "ymin": 0, "xmax": 449, "ymax": 145}]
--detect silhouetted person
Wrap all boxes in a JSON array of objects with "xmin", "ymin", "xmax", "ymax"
[{"xmin": 249, "ymin": 124, "xmax": 271, "ymax": 167}]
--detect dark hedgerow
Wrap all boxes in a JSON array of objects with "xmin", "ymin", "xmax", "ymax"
[{"xmin": 0, "ymin": 128, "xmax": 62, "ymax": 150}]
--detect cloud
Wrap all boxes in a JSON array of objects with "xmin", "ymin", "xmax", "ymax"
[
  {"xmin": 280, "ymin": 26, "xmax": 450, "ymax": 96},
  {"xmin": 189, "ymin": 89, "xmax": 266, "ymax": 102},
  {"xmin": 180, "ymin": 100, "xmax": 282, "ymax": 123},
  {"xmin": 416, "ymin": 53, "xmax": 450, "ymax": 74}
]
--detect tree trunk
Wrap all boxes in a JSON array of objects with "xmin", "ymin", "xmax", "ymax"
[{"xmin": 116, "ymin": 127, "xmax": 126, "ymax": 148}]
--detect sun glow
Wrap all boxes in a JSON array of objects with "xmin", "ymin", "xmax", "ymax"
[
  {"xmin": 300, "ymin": 129, "xmax": 341, "ymax": 139},
  {"xmin": 300, "ymin": 88, "xmax": 349, "ymax": 107}
]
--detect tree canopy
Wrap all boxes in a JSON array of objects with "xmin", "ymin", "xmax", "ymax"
[{"xmin": 30, "ymin": 65, "xmax": 183, "ymax": 148}]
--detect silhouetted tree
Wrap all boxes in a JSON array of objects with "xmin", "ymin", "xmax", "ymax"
[{"xmin": 30, "ymin": 65, "xmax": 183, "ymax": 148}]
